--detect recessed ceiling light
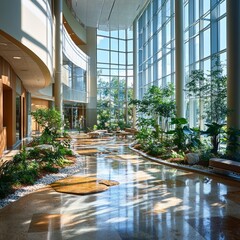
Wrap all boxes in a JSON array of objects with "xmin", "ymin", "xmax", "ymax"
[{"xmin": 13, "ymin": 56, "xmax": 21, "ymax": 60}]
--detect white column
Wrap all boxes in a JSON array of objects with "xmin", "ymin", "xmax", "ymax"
[
  {"xmin": 132, "ymin": 20, "xmax": 138, "ymax": 127},
  {"xmin": 26, "ymin": 92, "xmax": 32, "ymax": 137},
  {"xmin": 54, "ymin": 0, "xmax": 63, "ymax": 115},
  {"xmin": 227, "ymin": 0, "xmax": 240, "ymax": 130},
  {"xmin": 175, "ymin": 0, "xmax": 185, "ymax": 118},
  {"xmin": 86, "ymin": 27, "xmax": 97, "ymax": 128}
]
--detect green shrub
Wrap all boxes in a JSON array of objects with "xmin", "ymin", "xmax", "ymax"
[
  {"xmin": 0, "ymin": 138, "xmax": 74, "ymax": 199},
  {"xmin": 0, "ymin": 181, "xmax": 13, "ymax": 199},
  {"xmin": 199, "ymin": 150, "xmax": 216, "ymax": 165},
  {"xmin": 6, "ymin": 160, "xmax": 39, "ymax": 185},
  {"xmin": 28, "ymin": 147, "xmax": 41, "ymax": 159},
  {"xmin": 0, "ymin": 149, "xmax": 40, "ymax": 188},
  {"xmin": 42, "ymin": 163, "xmax": 59, "ymax": 173},
  {"xmin": 31, "ymin": 108, "xmax": 63, "ymax": 144}
]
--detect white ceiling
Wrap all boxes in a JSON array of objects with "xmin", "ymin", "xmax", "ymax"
[
  {"xmin": 71, "ymin": 0, "xmax": 148, "ymax": 30},
  {"xmin": 0, "ymin": 0, "xmax": 148, "ymax": 95}
]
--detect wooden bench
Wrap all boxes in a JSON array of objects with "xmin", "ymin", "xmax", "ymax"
[{"xmin": 209, "ymin": 158, "xmax": 240, "ymax": 175}]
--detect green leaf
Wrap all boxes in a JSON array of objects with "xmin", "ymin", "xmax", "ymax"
[{"xmin": 171, "ymin": 117, "xmax": 188, "ymax": 125}]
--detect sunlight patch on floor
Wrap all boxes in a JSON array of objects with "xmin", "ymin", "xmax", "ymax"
[{"xmin": 151, "ymin": 197, "xmax": 183, "ymax": 214}]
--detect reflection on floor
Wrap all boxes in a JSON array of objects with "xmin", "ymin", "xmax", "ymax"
[{"xmin": 0, "ymin": 132, "xmax": 240, "ymax": 239}]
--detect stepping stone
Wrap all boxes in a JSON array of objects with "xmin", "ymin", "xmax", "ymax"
[
  {"xmin": 76, "ymin": 149, "xmax": 100, "ymax": 155},
  {"xmin": 98, "ymin": 179, "xmax": 119, "ymax": 186},
  {"xmin": 51, "ymin": 176, "xmax": 119, "ymax": 195}
]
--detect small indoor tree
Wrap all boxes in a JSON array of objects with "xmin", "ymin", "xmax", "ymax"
[
  {"xmin": 130, "ymin": 84, "xmax": 175, "ymax": 144},
  {"xmin": 185, "ymin": 57, "xmax": 227, "ymax": 154},
  {"xmin": 206, "ymin": 58, "xmax": 227, "ymax": 124},
  {"xmin": 31, "ymin": 108, "xmax": 63, "ymax": 143},
  {"xmin": 97, "ymin": 75, "xmax": 133, "ymax": 130},
  {"xmin": 185, "ymin": 69, "xmax": 206, "ymax": 129},
  {"xmin": 186, "ymin": 57, "xmax": 227, "ymax": 126}
]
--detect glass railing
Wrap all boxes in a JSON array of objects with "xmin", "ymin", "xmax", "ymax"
[{"xmin": 63, "ymin": 84, "xmax": 88, "ymax": 103}]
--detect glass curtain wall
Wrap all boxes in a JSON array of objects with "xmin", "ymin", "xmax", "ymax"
[
  {"xmin": 97, "ymin": 29, "xmax": 134, "ymax": 130},
  {"xmin": 184, "ymin": 0, "xmax": 227, "ymax": 127},
  {"xmin": 63, "ymin": 59, "xmax": 87, "ymax": 93},
  {"xmin": 138, "ymin": 0, "xmax": 175, "ymax": 99},
  {"xmin": 63, "ymin": 105, "xmax": 86, "ymax": 130},
  {"xmin": 137, "ymin": 0, "xmax": 227, "ymax": 128},
  {"xmin": 62, "ymin": 58, "xmax": 87, "ymax": 130}
]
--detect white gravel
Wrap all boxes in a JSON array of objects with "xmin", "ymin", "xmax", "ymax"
[{"xmin": 0, "ymin": 153, "xmax": 84, "ymax": 209}]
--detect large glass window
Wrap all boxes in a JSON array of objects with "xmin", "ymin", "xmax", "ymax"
[
  {"xmin": 62, "ymin": 59, "xmax": 87, "ymax": 93},
  {"xmin": 137, "ymin": 0, "xmax": 227, "ymax": 128},
  {"xmin": 203, "ymin": 28, "xmax": 211, "ymax": 58},
  {"xmin": 97, "ymin": 36, "xmax": 109, "ymax": 49},
  {"xmin": 219, "ymin": 17, "xmax": 226, "ymax": 51},
  {"xmin": 138, "ymin": 0, "xmax": 175, "ymax": 98},
  {"xmin": 203, "ymin": 0, "xmax": 210, "ymax": 15},
  {"xmin": 97, "ymin": 29, "xmax": 133, "ymax": 129},
  {"xmin": 98, "ymin": 49, "xmax": 110, "ymax": 63}
]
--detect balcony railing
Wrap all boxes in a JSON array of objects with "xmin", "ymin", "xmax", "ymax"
[{"xmin": 63, "ymin": 84, "xmax": 88, "ymax": 103}]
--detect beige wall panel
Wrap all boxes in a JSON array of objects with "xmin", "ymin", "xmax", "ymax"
[
  {"xmin": 0, "ymin": 57, "xmax": 27, "ymax": 154},
  {"xmin": 3, "ymin": 88, "xmax": 14, "ymax": 148},
  {"xmin": 0, "ymin": 81, "xmax": 4, "ymax": 155}
]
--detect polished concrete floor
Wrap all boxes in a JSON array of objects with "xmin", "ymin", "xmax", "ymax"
[{"xmin": 1, "ymin": 134, "xmax": 240, "ymax": 239}]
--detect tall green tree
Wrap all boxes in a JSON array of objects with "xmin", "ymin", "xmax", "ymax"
[
  {"xmin": 186, "ymin": 57, "xmax": 227, "ymax": 154},
  {"xmin": 186, "ymin": 57, "xmax": 227, "ymax": 126},
  {"xmin": 131, "ymin": 84, "xmax": 175, "ymax": 141},
  {"xmin": 97, "ymin": 74, "xmax": 133, "ymax": 130}
]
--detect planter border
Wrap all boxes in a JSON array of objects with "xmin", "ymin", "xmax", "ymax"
[{"xmin": 129, "ymin": 142, "xmax": 240, "ymax": 184}]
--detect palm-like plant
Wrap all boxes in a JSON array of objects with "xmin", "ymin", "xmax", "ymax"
[{"xmin": 201, "ymin": 122, "xmax": 225, "ymax": 154}]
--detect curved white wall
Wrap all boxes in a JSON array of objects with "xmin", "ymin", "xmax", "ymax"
[
  {"xmin": 63, "ymin": 27, "xmax": 88, "ymax": 71},
  {"xmin": 63, "ymin": 0, "xmax": 86, "ymax": 44},
  {"xmin": 0, "ymin": 0, "xmax": 53, "ymax": 75}
]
